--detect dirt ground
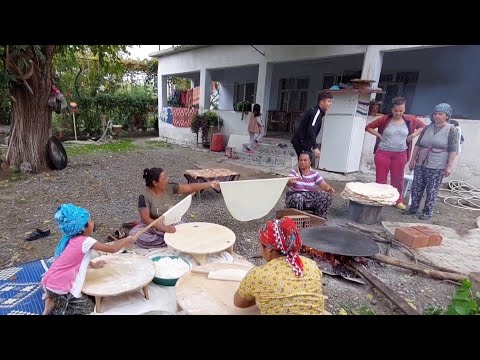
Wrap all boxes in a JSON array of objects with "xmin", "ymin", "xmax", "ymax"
[{"xmin": 0, "ymin": 138, "xmax": 477, "ymax": 315}]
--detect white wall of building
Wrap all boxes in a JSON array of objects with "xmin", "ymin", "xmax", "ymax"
[
  {"xmin": 157, "ymin": 121, "xmax": 197, "ymax": 147},
  {"xmin": 381, "ymin": 45, "xmax": 480, "ymax": 119},
  {"xmin": 155, "ymin": 45, "xmax": 438, "ymax": 76},
  {"xmin": 211, "ymin": 66, "xmax": 259, "ymax": 111},
  {"xmin": 213, "ymin": 110, "xmax": 250, "ymax": 138},
  {"xmin": 268, "ymin": 55, "xmax": 364, "ymax": 110}
]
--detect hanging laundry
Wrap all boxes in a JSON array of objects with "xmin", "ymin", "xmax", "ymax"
[{"xmin": 181, "ymin": 91, "xmax": 187, "ymax": 107}]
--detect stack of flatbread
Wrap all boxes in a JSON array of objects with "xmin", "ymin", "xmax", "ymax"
[{"xmin": 341, "ymin": 182, "xmax": 399, "ymax": 206}]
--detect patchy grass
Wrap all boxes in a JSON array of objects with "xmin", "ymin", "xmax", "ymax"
[
  {"xmin": 350, "ymin": 306, "xmax": 376, "ymax": 315},
  {"xmin": 0, "ymin": 165, "xmax": 25, "ymax": 182},
  {"xmin": 66, "ymin": 139, "xmax": 138, "ymax": 157},
  {"xmin": 144, "ymin": 140, "xmax": 172, "ymax": 149},
  {"xmin": 340, "ymin": 303, "xmax": 377, "ymax": 315}
]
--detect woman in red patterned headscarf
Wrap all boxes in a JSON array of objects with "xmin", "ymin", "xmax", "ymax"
[
  {"xmin": 258, "ymin": 217, "xmax": 304, "ymax": 277},
  {"xmin": 234, "ymin": 217, "xmax": 325, "ymax": 315}
]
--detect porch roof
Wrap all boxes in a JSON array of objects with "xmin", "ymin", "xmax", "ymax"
[{"xmin": 149, "ymin": 45, "xmax": 209, "ymax": 59}]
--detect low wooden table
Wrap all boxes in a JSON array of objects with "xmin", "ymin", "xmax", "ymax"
[
  {"xmin": 176, "ymin": 262, "xmax": 259, "ymax": 315},
  {"xmin": 184, "ymin": 168, "xmax": 240, "ymax": 198},
  {"xmin": 82, "ymin": 253, "xmax": 156, "ymax": 313},
  {"xmin": 164, "ymin": 222, "xmax": 236, "ymax": 265}
]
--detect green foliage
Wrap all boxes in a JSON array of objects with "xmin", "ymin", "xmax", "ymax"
[
  {"xmin": 234, "ymin": 100, "xmax": 252, "ymax": 112},
  {"xmin": 66, "ymin": 139, "xmax": 137, "ymax": 157},
  {"xmin": 350, "ymin": 306, "xmax": 376, "ymax": 315},
  {"xmin": 167, "ymin": 76, "xmax": 193, "ymax": 107},
  {"xmin": 190, "ymin": 111, "xmax": 223, "ymax": 146},
  {"xmin": 76, "ymin": 86, "xmax": 157, "ymax": 132},
  {"xmin": 0, "ymin": 45, "xmax": 158, "ymax": 132},
  {"xmin": 424, "ymin": 280, "xmax": 480, "ymax": 315},
  {"xmin": 0, "ymin": 45, "xmax": 130, "ymax": 125},
  {"xmin": 234, "ymin": 101, "xmax": 252, "ymax": 120}
]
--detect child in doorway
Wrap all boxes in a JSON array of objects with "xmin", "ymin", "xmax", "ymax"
[
  {"xmin": 246, "ymin": 103, "xmax": 264, "ymax": 151},
  {"xmin": 42, "ymin": 203, "xmax": 137, "ymax": 315}
]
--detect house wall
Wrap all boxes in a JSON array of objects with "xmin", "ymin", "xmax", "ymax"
[
  {"xmin": 268, "ymin": 55, "xmax": 364, "ymax": 110},
  {"xmin": 213, "ymin": 110, "xmax": 250, "ymax": 139},
  {"xmin": 156, "ymin": 45, "xmax": 439, "ymax": 76},
  {"xmin": 157, "ymin": 121, "xmax": 197, "ymax": 146},
  {"xmin": 381, "ymin": 45, "xmax": 480, "ymax": 119},
  {"xmin": 211, "ymin": 66, "xmax": 259, "ymax": 111}
]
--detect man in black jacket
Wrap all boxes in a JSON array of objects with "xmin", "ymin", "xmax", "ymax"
[{"xmin": 291, "ymin": 90, "xmax": 333, "ymax": 158}]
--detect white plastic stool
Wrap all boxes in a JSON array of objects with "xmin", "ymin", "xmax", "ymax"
[{"xmin": 403, "ymin": 171, "xmax": 414, "ymax": 206}]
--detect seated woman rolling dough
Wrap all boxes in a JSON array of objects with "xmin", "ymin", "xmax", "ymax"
[
  {"xmin": 129, "ymin": 167, "xmax": 220, "ymax": 248},
  {"xmin": 234, "ymin": 217, "xmax": 325, "ymax": 315}
]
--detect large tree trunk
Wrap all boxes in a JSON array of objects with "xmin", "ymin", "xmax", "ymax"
[{"xmin": 8, "ymin": 45, "xmax": 55, "ymax": 173}]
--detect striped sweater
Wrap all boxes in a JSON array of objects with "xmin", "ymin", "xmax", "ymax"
[{"xmin": 289, "ymin": 168, "xmax": 324, "ymax": 192}]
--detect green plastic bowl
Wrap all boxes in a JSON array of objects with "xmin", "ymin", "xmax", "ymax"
[{"xmin": 151, "ymin": 255, "xmax": 192, "ymax": 286}]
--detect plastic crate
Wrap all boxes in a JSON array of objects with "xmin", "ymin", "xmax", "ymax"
[{"xmin": 285, "ymin": 215, "xmax": 310, "ymax": 229}]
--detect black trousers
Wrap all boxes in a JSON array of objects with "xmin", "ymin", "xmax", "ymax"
[{"xmin": 291, "ymin": 137, "xmax": 311, "ymax": 158}]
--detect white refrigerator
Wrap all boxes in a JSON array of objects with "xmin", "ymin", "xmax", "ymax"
[{"xmin": 317, "ymin": 90, "xmax": 382, "ymax": 174}]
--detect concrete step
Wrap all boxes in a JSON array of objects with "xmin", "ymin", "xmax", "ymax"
[
  {"xmin": 233, "ymin": 148, "xmax": 296, "ymax": 169},
  {"xmin": 259, "ymin": 137, "xmax": 293, "ymax": 147},
  {"xmin": 241, "ymin": 142, "xmax": 296, "ymax": 157}
]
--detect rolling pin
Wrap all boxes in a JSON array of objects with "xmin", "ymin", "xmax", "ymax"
[{"xmin": 131, "ymin": 215, "xmax": 165, "ymax": 240}]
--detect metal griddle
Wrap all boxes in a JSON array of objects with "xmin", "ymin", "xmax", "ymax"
[{"xmin": 299, "ymin": 226, "xmax": 379, "ymax": 257}]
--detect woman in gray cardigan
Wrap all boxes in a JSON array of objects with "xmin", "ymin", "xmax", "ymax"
[{"xmin": 405, "ymin": 103, "xmax": 459, "ymax": 220}]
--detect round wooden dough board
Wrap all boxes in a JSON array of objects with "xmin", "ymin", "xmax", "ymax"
[
  {"xmin": 164, "ymin": 222, "xmax": 236, "ymax": 255},
  {"xmin": 83, "ymin": 253, "xmax": 155, "ymax": 297},
  {"xmin": 176, "ymin": 262, "xmax": 260, "ymax": 315}
]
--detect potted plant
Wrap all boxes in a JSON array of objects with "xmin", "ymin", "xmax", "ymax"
[
  {"xmin": 234, "ymin": 101, "xmax": 252, "ymax": 120},
  {"xmin": 190, "ymin": 111, "xmax": 223, "ymax": 148}
]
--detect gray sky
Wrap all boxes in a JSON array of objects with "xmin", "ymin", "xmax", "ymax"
[{"xmin": 128, "ymin": 45, "xmax": 172, "ymax": 59}]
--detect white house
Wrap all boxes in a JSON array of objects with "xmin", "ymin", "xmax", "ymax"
[{"xmin": 151, "ymin": 45, "xmax": 480, "ymax": 187}]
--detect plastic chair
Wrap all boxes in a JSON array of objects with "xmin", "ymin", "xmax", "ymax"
[{"xmin": 403, "ymin": 171, "xmax": 414, "ymax": 206}]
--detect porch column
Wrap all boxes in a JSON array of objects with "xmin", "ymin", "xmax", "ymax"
[
  {"xmin": 256, "ymin": 62, "xmax": 273, "ymax": 113},
  {"xmin": 158, "ymin": 75, "xmax": 168, "ymax": 109},
  {"xmin": 199, "ymin": 68, "xmax": 212, "ymax": 111},
  {"xmin": 361, "ymin": 45, "xmax": 383, "ymax": 99}
]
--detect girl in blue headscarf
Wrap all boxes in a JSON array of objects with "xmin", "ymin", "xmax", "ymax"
[{"xmin": 41, "ymin": 203, "xmax": 137, "ymax": 315}]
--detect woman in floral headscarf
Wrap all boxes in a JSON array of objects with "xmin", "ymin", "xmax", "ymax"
[
  {"xmin": 405, "ymin": 103, "xmax": 460, "ymax": 220},
  {"xmin": 234, "ymin": 217, "xmax": 325, "ymax": 315}
]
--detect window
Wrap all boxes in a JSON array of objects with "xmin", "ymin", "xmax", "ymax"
[
  {"xmin": 377, "ymin": 71, "xmax": 419, "ymax": 113},
  {"xmin": 278, "ymin": 78, "xmax": 310, "ymax": 112},
  {"xmin": 234, "ymin": 82, "xmax": 256, "ymax": 106},
  {"xmin": 339, "ymin": 70, "xmax": 362, "ymax": 84},
  {"xmin": 322, "ymin": 74, "xmax": 337, "ymax": 90}
]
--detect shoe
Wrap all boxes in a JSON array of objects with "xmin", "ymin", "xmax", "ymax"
[
  {"xmin": 419, "ymin": 214, "xmax": 432, "ymax": 220},
  {"xmin": 402, "ymin": 210, "xmax": 417, "ymax": 215},
  {"xmin": 395, "ymin": 203, "xmax": 406, "ymax": 210},
  {"xmin": 114, "ymin": 230, "xmax": 127, "ymax": 239},
  {"xmin": 25, "ymin": 229, "xmax": 51, "ymax": 241}
]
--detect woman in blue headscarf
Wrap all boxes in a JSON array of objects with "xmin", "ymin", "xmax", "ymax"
[
  {"xmin": 41, "ymin": 203, "xmax": 137, "ymax": 315},
  {"xmin": 405, "ymin": 103, "xmax": 460, "ymax": 220}
]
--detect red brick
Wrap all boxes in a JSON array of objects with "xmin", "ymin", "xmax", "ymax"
[
  {"xmin": 394, "ymin": 227, "xmax": 429, "ymax": 249},
  {"xmin": 413, "ymin": 226, "xmax": 443, "ymax": 247}
]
